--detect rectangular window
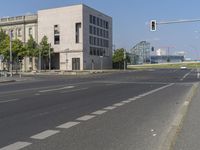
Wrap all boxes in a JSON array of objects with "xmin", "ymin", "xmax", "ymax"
[
  {"xmin": 100, "ymin": 29, "xmax": 103, "ymax": 37},
  {"xmin": 54, "ymin": 25, "xmax": 60, "ymax": 45},
  {"xmin": 97, "ymin": 18, "xmax": 99, "ymax": 26},
  {"xmin": 29, "ymin": 28, "xmax": 32, "ymax": 36},
  {"xmin": 100, "ymin": 19, "xmax": 103, "ymax": 27},
  {"xmin": 90, "ymin": 47, "xmax": 93, "ymax": 55},
  {"xmin": 97, "ymin": 28, "xmax": 99, "ymax": 36},
  {"xmin": 54, "ymin": 35, "xmax": 60, "ymax": 45},
  {"xmin": 93, "ymin": 26, "xmax": 96, "ymax": 35},
  {"xmin": 94, "ymin": 37, "xmax": 96, "ymax": 45},
  {"xmin": 18, "ymin": 29, "xmax": 22, "ymax": 37},
  {"xmin": 90, "ymin": 15, "xmax": 93, "ymax": 24},
  {"xmin": 89, "ymin": 25, "xmax": 93, "ymax": 34},
  {"xmin": 93, "ymin": 16, "xmax": 96, "ymax": 24},
  {"xmin": 76, "ymin": 23, "xmax": 81, "ymax": 43},
  {"xmin": 106, "ymin": 22, "xmax": 109, "ymax": 29}
]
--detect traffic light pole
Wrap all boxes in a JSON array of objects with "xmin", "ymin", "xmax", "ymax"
[
  {"xmin": 150, "ymin": 19, "xmax": 200, "ymax": 31},
  {"xmin": 9, "ymin": 31, "xmax": 12, "ymax": 77}
]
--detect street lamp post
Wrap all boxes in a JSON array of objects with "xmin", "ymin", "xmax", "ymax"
[
  {"xmin": 49, "ymin": 43, "xmax": 51, "ymax": 71},
  {"xmin": 124, "ymin": 49, "xmax": 126, "ymax": 71},
  {"xmin": 9, "ymin": 30, "xmax": 13, "ymax": 77}
]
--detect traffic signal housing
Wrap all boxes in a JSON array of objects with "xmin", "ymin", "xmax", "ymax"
[{"xmin": 150, "ymin": 20, "xmax": 157, "ymax": 31}]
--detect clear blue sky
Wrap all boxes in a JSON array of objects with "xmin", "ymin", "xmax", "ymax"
[{"xmin": 1, "ymin": 0, "xmax": 200, "ymax": 59}]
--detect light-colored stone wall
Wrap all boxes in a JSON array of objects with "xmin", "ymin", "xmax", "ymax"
[{"xmin": 38, "ymin": 5, "xmax": 83, "ymax": 70}]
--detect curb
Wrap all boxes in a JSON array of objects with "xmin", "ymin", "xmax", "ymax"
[
  {"xmin": 159, "ymin": 82, "xmax": 200, "ymax": 150},
  {"xmin": 0, "ymin": 80, "xmax": 16, "ymax": 83}
]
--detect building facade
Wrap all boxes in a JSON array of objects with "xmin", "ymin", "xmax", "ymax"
[
  {"xmin": 0, "ymin": 4, "xmax": 113, "ymax": 71},
  {"xmin": 129, "ymin": 41, "xmax": 151, "ymax": 64}
]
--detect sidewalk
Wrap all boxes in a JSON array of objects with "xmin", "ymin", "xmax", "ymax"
[{"xmin": 173, "ymin": 82, "xmax": 200, "ymax": 150}]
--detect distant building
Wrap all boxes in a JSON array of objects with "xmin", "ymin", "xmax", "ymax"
[
  {"xmin": 0, "ymin": 4, "xmax": 113, "ymax": 71},
  {"xmin": 129, "ymin": 41, "xmax": 151, "ymax": 64},
  {"xmin": 151, "ymin": 55, "xmax": 184, "ymax": 63}
]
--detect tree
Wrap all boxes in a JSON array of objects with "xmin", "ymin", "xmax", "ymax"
[
  {"xmin": 112, "ymin": 48, "xmax": 129, "ymax": 69},
  {"xmin": 25, "ymin": 35, "xmax": 38, "ymax": 57},
  {"xmin": 39, "ymin": 36, "xmax": 53, "ymax": 69},
  {"xmin": 0, "ymin": 30, "xmax": 10, "ymax": 63}
]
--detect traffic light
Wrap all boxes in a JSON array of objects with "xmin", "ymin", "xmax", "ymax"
[{"xmin": 150, "ymin": 20, "xmax": 157, "ymax": 31}]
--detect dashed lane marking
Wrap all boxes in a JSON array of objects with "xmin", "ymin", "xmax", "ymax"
[
  {"xmin": 76, "ymin": 115, "xmax": 95, "ymax": 121},
  {"xmin": 0, "ymin": 141, "xmax": 31, "ymax": 150},
  {"xmin": 39, "ymin": 86, "xmax": 75, "ymax": 93},
  {"xmin": 57, "ymin": 121, "xmax": 80, "ymax": 129},
  {"xmin": 30, "ymin": 130, "xmax": 60, "ymax": 140},
  {"xmin": 0, "ymin": 99, "xmax": 19, "ymax": 104},
  {"xmin": 91, "ymin": 110, "xmax": 107, "ymax": 115}
]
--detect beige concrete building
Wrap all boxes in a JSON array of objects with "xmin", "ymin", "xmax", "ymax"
[{"xmin": 0, "ymin": 4, "xmax": 112, "ymax": 71}]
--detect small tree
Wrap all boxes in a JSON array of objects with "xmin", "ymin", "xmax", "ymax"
[
  {"xmin": 112, "ymin": 48, "xmax": 129, "ymax": 69},
  {"xmin": 39, "ymin": 36, "xmax": 53, "ymax": 70}
]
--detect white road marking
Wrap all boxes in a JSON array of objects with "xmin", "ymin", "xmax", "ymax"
[
  {"xmin": 60, "ymin": 87, "xmax": 88, "ymax": 93},
  {"xmin": 76, "ymin": 115, "xmax": 95, "ymax": 121},
  {"xmin": 0, "ymin": 141, "xmax": 31, "ymax": 150},
  {"xmin": 30, "ymin": 130, "xmax": 60, "ymax": 140},
  {"xmin": 39, "ymin": 86, "xmax": 75, "ymax": 93},
  {"xmin": 180, "ymin": 71, "xmax": 192, "ymax": 81},
  {"xmin": 153, "ymin": 134, "xmax": 157, "ymax": 137},
  {"xmin": 0, "ymin": 99, "xmax": 19, "ymax": 104},
  {"xmin": 113, "ymin": 103, "xmax": 125, "ymax": 107},
  {"xmin": 104, "ymin": 106, "xmax": 116, "ymax": 110},
  {"xmin": 92, "ymin": 110, "xmax": 107, "ymax": 115},
  {"xmin": 57, "ymin": 121, "xmax": 80, "ymax": 129}
]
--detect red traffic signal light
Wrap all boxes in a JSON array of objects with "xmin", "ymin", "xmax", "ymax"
[{"xmin": 150, "ymin": 20, "xmax": 157, "ymax": 31}]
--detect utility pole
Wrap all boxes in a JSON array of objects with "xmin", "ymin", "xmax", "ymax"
[
  {"xmin": 49, "ymin": 43, "xmax": 51, "ymax": 71},
  {"xmin": 39, "ymin": 45, "xmax": 41, "ymax": 72},
  {"xmin": 9, "ymin": 30, "xmax": 13, "ymax": 77}
]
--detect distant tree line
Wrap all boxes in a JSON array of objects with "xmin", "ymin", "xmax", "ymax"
[{"xmin": 112, "ymin": 48, "xmax": 130, "ymax": 69}]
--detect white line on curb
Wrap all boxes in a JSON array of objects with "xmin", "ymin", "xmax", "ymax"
[
  {"xmin": 76, "ymin": 115, "xmax": 95, "ymax": 121},
  {"xmin": 57, "ymin": 121, "xmax": 80, "ymax": 129},
  {"xmin": 31, "ymin": 130, "xmax": 60, "ymax": 140},
  {"xmin": 92, "ymin": 110, "xmax": 107, "ymax": 115}
]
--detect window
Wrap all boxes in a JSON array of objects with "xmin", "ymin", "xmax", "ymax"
[
  {"xmin": 10, "ymin": 30, "xmax": 14, "ymax": 39},
  {"xmin": 76, "ymin": 23, "xmax": 81, "ymax": 43},
  {"xmin": 93, "ymin": 26, "xmax": 96, "ymax": 35},
  {"xmin": 100, "ymin": 29, "xmax": 103, "ymax": 37},
  {"xmin": 93, "ymin": 16, "xmax": 96, "ymax": 24},
  {"xmin": 89, "ymin": 36, "xmax": 93, "ymax": 45},
  {"xmin": 54, "ymin": 36, "xmax": 60, "ymax": 45},
  {"xmin": 18, "ymin": 28, "xmax": 22, "ymax": 37},
  {"xmin": 90, "ymin": 47, "xmax": 93, "ymax": 55},
  {"xmin": 106, "ymin": 22, "xmax": 109, "ymax": 29},
  {"xmin": 97, "ymin": 18, "xmax": 100, "ymax": 26},
  {"xmin": 100, "ymin": 19, "xmax": 103, "ymax": 27},
  {"xmin": 90, "ymin": 15, "xmax": 93, "ymax": 24},
  {"xmin": 97, "ymin": 28, "xmax": 99, "ymax": 36},
  {"xmin": 54, "ymin": 25, "xmax": 60, "ymax": 45},
  {"xmin": 94, "ymin": 37, "xmax": 96, "ymax": 45},
  {"xmin": 54, "ymin": 25, "xmax": 60, "ymax": 35},
  {"xmin": 29, "ymin": 28, "xmax": 33, "ymax": 36},
  {"xmin": 89, "ymin": 25, "xmax": 93, "ymax": 34}
]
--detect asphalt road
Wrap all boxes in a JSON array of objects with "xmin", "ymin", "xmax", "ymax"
[{"xmin": 0, "ymin": 69, "xmax": 199, "ymax": 150}]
